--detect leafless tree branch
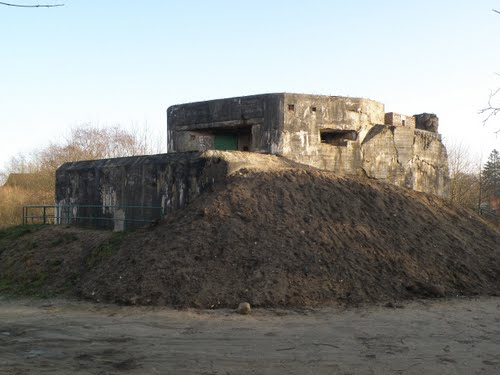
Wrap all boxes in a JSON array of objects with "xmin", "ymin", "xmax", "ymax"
[
  {"xmin": 481, "ymin": 11, "xmax": 500, "ymax": 133},
  {"xmin": 0, "ymin": 1, "xmax": 63, "ymax": 7},
  {"xmin": 479, "ymin": 88, "xmax": 500, "ymax": 117},
  {"xmin": 480, "ymin": 87, "xmax": 500, "ymax": 134}
]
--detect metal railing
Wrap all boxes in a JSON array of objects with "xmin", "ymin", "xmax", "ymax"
[
  {"xmin": 479, "ymin": 208, "xmax": 499, "ymax": 222},
  {"xmin": 22, "ymin": 205, "xmax": 56, "ymax": 225},
  {"xmin": 22, "ymin": 204, "xmax": 164, "ymax": 230}
]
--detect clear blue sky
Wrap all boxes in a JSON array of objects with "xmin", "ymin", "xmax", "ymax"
[{"xmin": 1, "ymin": 0, "xmax": 499, "ymax": 170}]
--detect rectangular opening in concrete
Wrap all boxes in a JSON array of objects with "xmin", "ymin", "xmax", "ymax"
[
  {"xmin": 214, "ymin": 134, "xmax": 238, "ymax": 150},
  {"xmin": 320, "ymin": 129, "xmax": 358, "ymax": 147},
  {"xmin": 212, "ymin": 126, "xmax": 252, "ymax": 151}
]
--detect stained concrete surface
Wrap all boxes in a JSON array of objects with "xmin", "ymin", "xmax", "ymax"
[
  {"xmin": 167, "ymin": 93, "xmax": 450, "ymax": 197},
  {"xmin": 0, "ymin": 297, "xmax": 499, "ymax": 374}
]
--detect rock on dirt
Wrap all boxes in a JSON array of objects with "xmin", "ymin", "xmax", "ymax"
[{"xmin": 237, "ymin": 302, "xmax": 251, "ymax": 315}]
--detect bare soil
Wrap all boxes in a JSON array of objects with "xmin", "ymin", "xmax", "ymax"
[
  {"xmin": 0, "ymin": 297, "xmax": 499, "ymax": 374},
  {"xmin": 0, "ymin": 168, "xmax": 499, "ymax": 308}
]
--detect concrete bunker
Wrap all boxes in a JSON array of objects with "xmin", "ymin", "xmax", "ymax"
[
  {"xmin": 168, "ymin": 93, "xmax": 449, "ymax": 198},
  {"xmin": 55, "ymin": 93, "xmax": 451, "ymax": 230}
]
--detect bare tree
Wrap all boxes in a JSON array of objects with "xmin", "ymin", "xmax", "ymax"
[
  {"xmin": 0, "ymin": 2, "xmax": 63, "ymax": 7},
  {"xmin": 480, "ymin": 9, "xmax": 500, "ymax": 132},
  {"xmin": 446, "ymin": 141, "xmax": 481, "ymax": 209},
  {"xmin": 480, "ymin": 80, "xmax": 500, "ymax": 132}
]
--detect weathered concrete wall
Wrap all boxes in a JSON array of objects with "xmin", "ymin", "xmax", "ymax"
[
  {"xmin": 280, "ymin": 94, "xmax": 385, "ymax": 175},
  {"xmin": 167, "ymin": 94, "xmax": 284, "ymax": 154},
  {"xmin": 55, "ymin": 151, "xmax": 301, "ymax": 230},
  {"xmin": 283, "ymin": 93, "xmax": 385, "ymax": 134},
  {"xmin": 276, "ymin": 94, "xmax": 448, "ymax": 197},
  {"xmin": 167, "ymin": 93, "xmax": 449, "ymax": 197},
  {"xmin": 410, "ymin": 129, "xmax": 449, "ymax": 196},
  {"xmin": 285, "ymin": 123, "xmax": 449, "ymax": 197},
  {"xmin": 56, "ymin": 152, "xmax": 227, "ymax": 230},
  {"xmin": 360, "ymin": 126, "xmax": 449, "ymax": 197}
]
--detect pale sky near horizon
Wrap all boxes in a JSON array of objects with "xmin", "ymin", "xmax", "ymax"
[{"xmin": 1, "ymin": 0, "xmax": 499, "ymax": 171}]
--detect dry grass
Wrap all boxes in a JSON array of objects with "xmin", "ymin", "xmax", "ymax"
[{"xmin": 0, "ymin": 185, "xmax": 53, "ymax": 228}]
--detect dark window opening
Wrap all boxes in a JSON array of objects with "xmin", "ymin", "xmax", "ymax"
[
  {"xmin": 320, "ymin": 130, "xmax": 358, "ymax": 147},
  {"xmin": 402, "ymin": 120, "xmax": 406, "ymax": 126},
  {"xmin": 311, "ymin": 106, "xmax": 317, "ymax": 112},
  {"xmin": 288, "ymin": 104, "xmax": 295, "ymax": 111},
  {"xmin": 237, "ymin": 131, "xmax": 252, "ymax": 151},
  {"xmin": 214, "ymin": 133, "xmax": 238, "ymax": 150},
  {"xmin": 212, "ymin": 126, "xmax": 252, "ymax": 152}
]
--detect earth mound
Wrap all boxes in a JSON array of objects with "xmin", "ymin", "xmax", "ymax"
[{"xmin": 1, "ymin": 168, "xmax": 499, "ymax": 308}]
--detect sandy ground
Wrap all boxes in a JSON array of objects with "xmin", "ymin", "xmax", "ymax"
[{"xmin": 0, "ymin": 297, "xmax": 499, "ymax": 374}]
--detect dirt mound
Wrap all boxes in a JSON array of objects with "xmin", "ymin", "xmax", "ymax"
[
  {"xmin": 1, "ymin": 169, "xmax": 499, "ymax": 308},
  {"xmin": 0, "ymin": 225, "xmax": 114, "ymax": 297}
]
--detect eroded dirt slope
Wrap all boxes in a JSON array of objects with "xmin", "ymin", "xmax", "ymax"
[{"xmin": 1, "ymin": 169, "xmax": 498, "ymax": 308}]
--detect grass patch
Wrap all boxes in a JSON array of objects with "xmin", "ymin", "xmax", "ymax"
[
  {"xmin": 49, "ymin": 232, "xmax": 78, "ymax": 247},
  {"xmin": 0, "ymin": 224, "xmax": 44, "ymax": 242},
  {"xmin": 0, "ymin": 272, "xmax": 54, "ymax": 299},
  {"xmin": 62, "ymin": 273, "xmax": 81, "ymax": 291},
  {"xmin": 86, "ymin": 232, "xmax": 126, "ymax": 269}
]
